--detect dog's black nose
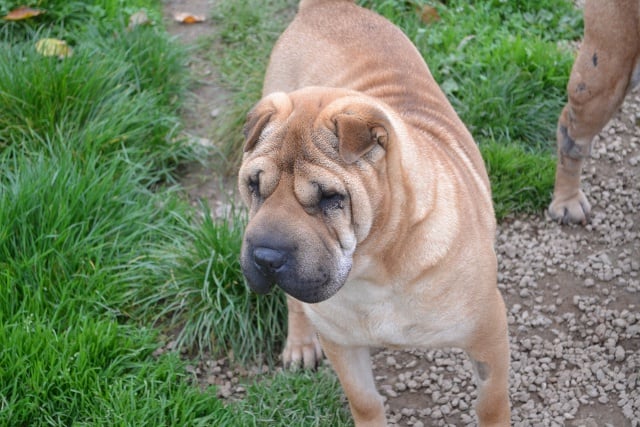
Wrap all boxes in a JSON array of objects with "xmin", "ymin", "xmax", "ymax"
[{"xmin": 253, "ymin": 247, "xmax": 286, "ymax": 273}]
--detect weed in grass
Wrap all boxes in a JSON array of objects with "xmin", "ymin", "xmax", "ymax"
[
  {"xmin": 483, "ymin": 0, "xmax": 583, "ymax": 42},
  {"xmin": 417, "ymin": 4, "xmax": 577, "ymax": 148}
]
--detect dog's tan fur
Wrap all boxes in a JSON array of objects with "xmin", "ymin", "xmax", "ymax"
[
  {"xmin": 549, "ymin": 0, "xmax": 640, "ymax": 224},
  {"xmin": 238, "ymin": 1, "xmax": 510, "ymax": 425}
]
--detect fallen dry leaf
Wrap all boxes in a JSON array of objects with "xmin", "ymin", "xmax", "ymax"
[
  {"xmin": 173, "ymin": 12, "xmax": 205, "ymax": 24},
  {"xmin": 35, "ymin": 38, "xmax": 73, "ymax": 59},
  {"xmin": 3, "ymin": 6, "xmax": 45, "ymax": 21},
  {"xmin": 128, "ymin": 10, "xmax": 151, "ymax": 30},
  {"xmin": 420, "ymin": 5, "xmax": 441, "ymax": 24}
]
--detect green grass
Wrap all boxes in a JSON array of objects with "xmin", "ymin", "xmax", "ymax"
[
  {"xmin": 0, "ymin": 26, "xmax": 190, "ymax": 182},
  {"xmin": 0, "ymin": 0, "xmax": 164, "ymax": 41},
  {"xmin": 0, "ymin": 1, "xmax": 294, "ymax": 425},
  {"xmin": 0, "ymin": 317, "xmax": 224, "ymax": 426},
  {"xmin": 210, "ymin": 0, "xmax": 582, "ymax": 217}
]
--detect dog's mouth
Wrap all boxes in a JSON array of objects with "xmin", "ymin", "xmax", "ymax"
[
  {"xmin": 243, "ymin": 268, "xmax": 348, "ymax": 304},
  {"xmin": 244, "ymin": 274, "xmax": 275, "ymax": 295},
  {"xmin": 278, "ymin": 277, "xmax": 344, "ymax": 304}
]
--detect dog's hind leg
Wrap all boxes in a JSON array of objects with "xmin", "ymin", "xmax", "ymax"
[
  {"xmin": 465, "ymin": 290, "xmax": 511, "ymax": 427},
  {"xmin": 549, "ymin": 0, "xmax": 640, "ymax": 224},
  {"xmin": 319, "ymin": 337, "xmax": 386, "ymax": 427}
]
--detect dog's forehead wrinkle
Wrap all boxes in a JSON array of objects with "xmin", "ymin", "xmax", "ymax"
[
  {"xmin": 275, "ymin": 111, "xmax": 339, "ymax": 175},
  {"xmin": 274, "ymin": 121, "xmax": 310, "ymax": 174},
  {"xmin": 302, "ymin": 128, "xmax": 343, "ymax": 167}
]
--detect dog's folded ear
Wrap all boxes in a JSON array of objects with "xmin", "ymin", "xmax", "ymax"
[
  {"xmin": 330, "ymin": 103, "xmax": 390, "ymax": 164},
  {"xmin": 243, "ymin": 107, "xmax": 273, "ymax": 153},
  {"xmin": 243, "ymin": 92, "xmax": 292, "ymax": 152}
]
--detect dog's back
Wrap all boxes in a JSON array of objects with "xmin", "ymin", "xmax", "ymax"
[{"xmin": 265, "ymin": 0, "xmax": 438, "ymax": 110}]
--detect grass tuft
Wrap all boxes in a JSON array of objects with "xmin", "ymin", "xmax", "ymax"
[
  {"xmin": 0, "ymin": 316, "xmax": 224, "ymax": 426},
  {"xmin": 0, "ymin": 145, "xmax": 192, "ymax": 325},
  {"xmin": 142, "ymin": 203, "xmax": 287, "ymax": 365},
  {"xmin": 480, "ymin": 139, "xmax": 556, "ymax": 218},
  {"xmin": 0, "ymin": 25, "xmax": 192, "ymax": 182}
]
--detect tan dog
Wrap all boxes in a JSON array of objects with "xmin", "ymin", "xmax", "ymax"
[
  {"xmin": 238, "ymin": 0, "xmax": 510, "ymax": 425},
  {"xmin": 549, "ymin": 0, "xmax": 640, "ymax": 224}
]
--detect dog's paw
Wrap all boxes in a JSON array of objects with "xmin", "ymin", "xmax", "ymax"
[
  {"xmin": 548, "ymin": 190, "xmax": 591, "ymax": 225},
  {"xmin": 281, "ymin": 332, "xmax": 324, "ymax": 370}
]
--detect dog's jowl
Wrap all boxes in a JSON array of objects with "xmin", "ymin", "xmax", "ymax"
[{"xmin": 238, "ymin": 1, "xmax": 511, "ymax": 425}]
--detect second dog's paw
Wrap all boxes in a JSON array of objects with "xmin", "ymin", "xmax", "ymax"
[{"xmin": 548, "ymin": 190, "xmax": 591, "ymax": 225}]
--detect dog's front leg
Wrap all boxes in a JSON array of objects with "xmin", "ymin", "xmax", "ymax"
[
  {"xmin": 466, "ymin": 291, "xmax": 511, "ymax": 427},
  {"xmin": 320, "ymin": 337, "xmax": 386, "ymax": 427},
  {"xmin": 281, "ymin": 296, "xmax": 324, "ymax": 369}
]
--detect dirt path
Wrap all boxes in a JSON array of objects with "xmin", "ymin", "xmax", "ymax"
[
  {"xmin": 163, "ymin": 0, "xmax": 235, "ymax": 217},
  {"xmin": 164, "ymin": 1, "xmax": 639, "ymax": 426}
]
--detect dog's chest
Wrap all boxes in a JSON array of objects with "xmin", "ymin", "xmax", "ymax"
[{"xmin": 304, "ymin": 278, "xmax": 472, "ymax": 349}]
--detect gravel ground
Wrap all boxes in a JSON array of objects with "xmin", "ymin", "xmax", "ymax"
[{"xmin": 167, "ymin": 1, "xmax": 639, "ymax": 425}]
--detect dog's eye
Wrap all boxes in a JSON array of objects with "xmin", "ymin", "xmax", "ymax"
[
  {"xmin": 248, "ymin": 173, "xmax": 260, "ymax": 196},
  {"xmin": 319, "ymin": 192, "xmax": 345, "ymax": 213}
]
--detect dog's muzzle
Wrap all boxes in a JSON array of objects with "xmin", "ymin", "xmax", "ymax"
[{"xmin": 241, "ymin": 237, "xmax": 350, "ymax": 304}]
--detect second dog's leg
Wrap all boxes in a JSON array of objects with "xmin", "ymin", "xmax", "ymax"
[{"xmin": 549, "ymin": 0, "xmax": 640, "ymax": 224}]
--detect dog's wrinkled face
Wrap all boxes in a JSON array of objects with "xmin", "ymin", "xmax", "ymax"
[{"xmin": 238, "ymin": 87, "xmax": 393, "ymax": 303}]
